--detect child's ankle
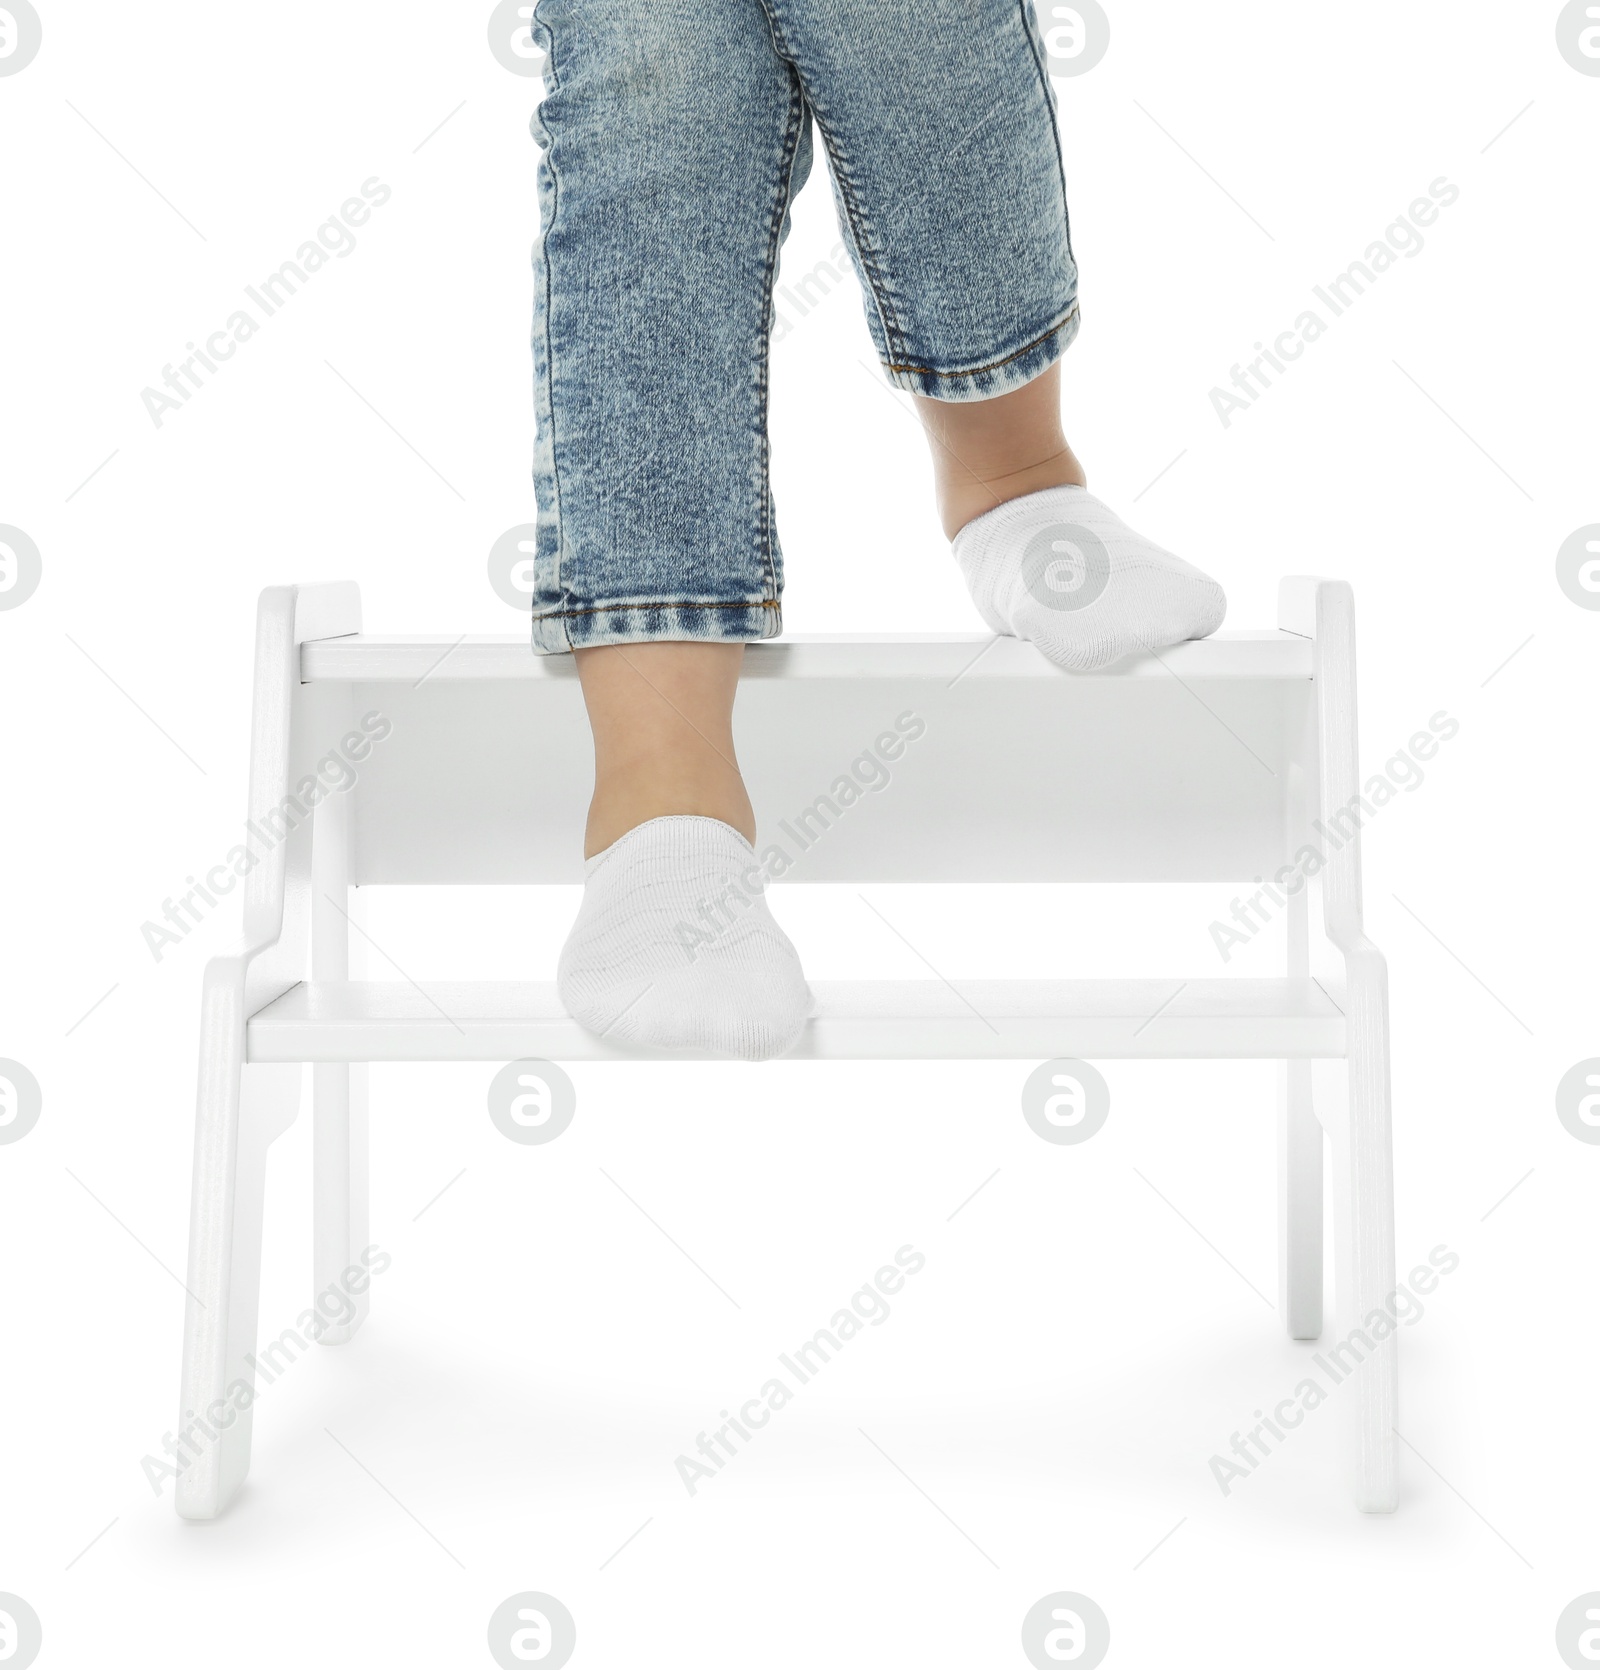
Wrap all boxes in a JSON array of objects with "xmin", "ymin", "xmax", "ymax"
[
  {"xmin": 585, "ymin": 777, "xmax": 756, "ymax": 858},
  {"xmin": 938, "ymin": 449, "xmax": 1088, "ymax": 540}
]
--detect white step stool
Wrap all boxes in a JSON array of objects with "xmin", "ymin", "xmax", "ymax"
[{"xmin": 177, "ymin": 578, "xmax": 1397, "ymax": 1517}]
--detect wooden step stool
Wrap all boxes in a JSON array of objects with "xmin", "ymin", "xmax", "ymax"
[{"xmin": 177, "ymin": 577, "xmax": 1397, "ymax": 1517}]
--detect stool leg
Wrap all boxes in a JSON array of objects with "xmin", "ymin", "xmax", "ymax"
[
  {"xmin": 313, "ymin": 1062, "xmax": 369, "ymax": 1343},
  {"xmin": 1278, "ymin": 1059, "xmax": 1323, "ymax": 1339},
  {"xmin": 1318, "ymin": 1052, "xmax": 1398, "ymax": 1513},
  {"xmin": 177, "ymin": 980, "xmax": 300, "ymax": 1519},
  {"xmin": 311, "ymin": 776, "xmax": 369, "ymax": 1343}
]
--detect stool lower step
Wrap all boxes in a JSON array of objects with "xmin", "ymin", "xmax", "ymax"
[{"xmin": 246, "ymin": 977, "xmax": 1346, "ymax": 1062}]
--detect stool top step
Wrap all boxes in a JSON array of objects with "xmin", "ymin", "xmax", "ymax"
[{"xmin": 300, "ymin": 631, "xmax": 1313, "ymax": 683}]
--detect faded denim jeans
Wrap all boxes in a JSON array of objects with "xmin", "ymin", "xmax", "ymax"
[{"xmin": 528, "ymin": 0, "xmax": 1077, "ymax": 653}]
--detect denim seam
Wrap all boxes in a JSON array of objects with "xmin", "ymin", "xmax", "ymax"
[
  {"xmin": 884, "ymin": 299, "xmax": 1079, "ymax": 378},
  {"xmin": 532, "ymin": 599, "xmax": 782, "ymax": 622},
  {"xmin": 1016, "ymin": 0, "xmax": 1075, "ymax": 268},
  {"xmin": 810, "ymin": 116, "xmax": 908, "ymax": 364},
  {"xmin": 755, "ymin": 73, "xmax": 808, "ymax": 606},
  {"xmin": 752, "ymin": 0, "xmax": 790, "ymax": 54},
  {"xmin": 532, "ymin": 0, "xmax": 572, "ymax": 650}
]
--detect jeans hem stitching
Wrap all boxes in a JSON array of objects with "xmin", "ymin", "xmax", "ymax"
[
  {"xmin": 883, "ymin": 300, "xmax": 1079, "ymax": 379},
  {"xmin": 531, "ymin": 599, "xmax": 783, "ymax": 622}
]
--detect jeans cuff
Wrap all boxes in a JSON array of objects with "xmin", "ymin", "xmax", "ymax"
[
  {"xmin": 530, "ymin": 598, "xmax": 783, "ymax": 655},
  {"xmin": 881, "ymin": 300, "xmax": 1081, "ymax": 402}
]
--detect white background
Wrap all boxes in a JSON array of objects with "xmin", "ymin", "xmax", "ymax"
[{"xmin": 2, "ymin": 1, "xmax": 1597, "ymax": 1665}]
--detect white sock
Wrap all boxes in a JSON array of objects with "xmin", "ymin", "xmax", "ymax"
[
  {"xmin": 953, "ymin": 483, "xmax": 1226, "ymax": 671},
  {"xmin": 557, "ymin": 816, "xmax": 811, "ymax": 1061}
]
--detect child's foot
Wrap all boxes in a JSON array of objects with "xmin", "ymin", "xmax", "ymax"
[
  {"xmin": 952, "ymin": 484, "xmax": 1226, "ymax": 672},
  {"xmin": 557, "ymin": 815, "xmax": 811, "ymax": 1061}
]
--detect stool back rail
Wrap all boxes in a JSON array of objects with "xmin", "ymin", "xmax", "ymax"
[{"xmin": 176, "ymin": 577, "xmax": 1396, "ymax": 1517}]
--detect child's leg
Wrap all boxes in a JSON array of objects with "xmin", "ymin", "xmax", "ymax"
[
  {"xmin": 765, "ymin": 0, "xmax": 1224, "ymax": 670},
  {"xmin": 532, "ymin": 1, "xmax": 812, "ymax": 1058}
]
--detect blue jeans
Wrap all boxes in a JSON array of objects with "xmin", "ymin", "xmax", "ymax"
[{"xmin": 528, "ymin": 0, "xmax": 1078, "ymax": 654}]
